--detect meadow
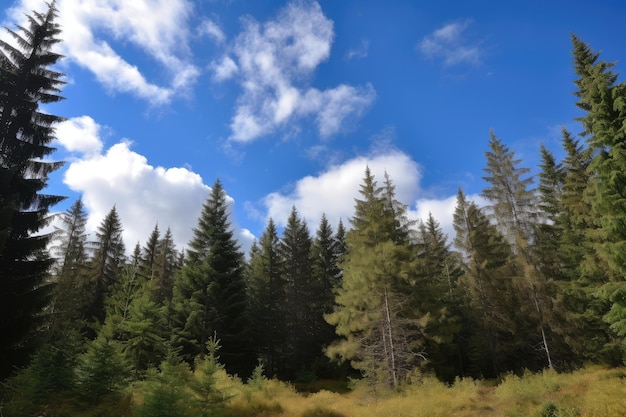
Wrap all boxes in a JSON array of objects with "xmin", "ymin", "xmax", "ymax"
[{"xmin": 131, "ymin": 365, "xmax": 626, "ymax": 417}]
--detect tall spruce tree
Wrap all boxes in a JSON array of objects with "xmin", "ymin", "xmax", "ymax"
[
  {"xmin": 414, "ymin": 213, "xmax": 464, "ymax": 381},
  {"xmin": 482, "ymin": 132, "xmax": 560, "ymax": 370},
  {"xmin": 279, "ymin": 206, "xmax": 316, "ymax": 378},
  {"xmin": 535, "ymin": 144, "xmax": 566, "ymax": 282},
  {"xmin": 453, "ymin": 188, "xmax": 515, "ymax": 377},
  {"xmin": 87, "ymin": 206, "xmax": 126, "ymax": 324},
  {"xmin": 171, "ymin": 179, "xmax": 252, "ymax": 376},
  {"xmin": 246, "ymin": 218, "xmax": 286, "ymax": 377},
  {"xmin": 326, "ymin": 168, "xmax": 420, "ymax": 389},
  {"xmin": 50, "ymin": 198, "xmax": 89, "ymax": 330},
  {"xmin": 311, "ymin": 215, "xmax": 344, "ymax": 354},
  {"xmin": 0, "ymin": 2, "xmax": 66, "ymax": 377},
  {"xmin": 572, "ymin": 35, "xmax": 626, "ymax": 338}
]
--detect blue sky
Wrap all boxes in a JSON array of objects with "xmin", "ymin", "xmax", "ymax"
[{"xmin": 3, "ymin": 0, "xmax": 625, "ymax": 255}]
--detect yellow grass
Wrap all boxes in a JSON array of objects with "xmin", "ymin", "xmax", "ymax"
[{"xmin": 218, "ymin": 366, "xmax": 626, "ymax": 417}]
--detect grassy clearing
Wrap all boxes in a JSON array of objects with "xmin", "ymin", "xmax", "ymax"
[{"xmin": 211, "ymin": 366, "xmax": 626, "ymax": 417}]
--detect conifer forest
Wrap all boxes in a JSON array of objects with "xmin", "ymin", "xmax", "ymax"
[{"xmin": 2, "ymin": 3, "xmax": 626, "ymax": 417}]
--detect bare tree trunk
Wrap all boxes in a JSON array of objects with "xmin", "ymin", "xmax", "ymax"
[{"xmin": 383, "ymin": 288, "xmax": 398, "ymax": 389}]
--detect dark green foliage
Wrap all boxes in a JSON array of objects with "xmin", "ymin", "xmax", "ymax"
[
  {"xmin": 413, "ymin": 213, "xmax": 464, "ymax": 381},
  {"xmin": 0, "ymin": 1, "xmax": 66, "ymax": 378},
  {"xmin": 75, "ymin": 325, "xmax": 131, "ymax": 404},
  {"xmin": 87, "ymin": 205, "xmax": 126, "ymax": 323},
  {"xmin": 172, "ymin": 179, "xmax": 253, "ymax": 377},
  {"xmin": 153, "ymin": 226, "xmax": 179, "ymax": 305},
  {"xmin": 280, "ymin": 206, "xmax": 317, "ymax": 378},
  {"xmin": 50, "ymin": 198, "xmax": 90, "ymax": 332},
  {"xmin": 572, "ymin": 35, "xmax": 626, "ymax": 339},
  {"xmin": 246, "ymin": 218, "xmax": 286, "ymax": 377},
  {"xmin": 453, "ymin": 188, "xmax": 516, "ymax": 377}
]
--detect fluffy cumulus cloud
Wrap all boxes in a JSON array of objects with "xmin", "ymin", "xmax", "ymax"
[
  {"xmin": 261, "ymin": 150, "xmax": 422, "ymax": 231},
  {"xmin": 55, "ymin": 116, "xmax": 103, "ymax": 156},
  {"xmin": 7, "ymin": 0, "xmax": 199, "ymax": 105},
  {"xmin": 260, "ymin": 148, "xmax": 486, "ymax": 240},
  {"xmin": 59, "ymin": 116, "xmax": 254, "ymax": 254},
  {"xmin": 212, "ymin": 1, "xmax": 375, "ymax": 142},
  {"xmin": 418, "ymin": 19, "xmax": 482, "ymax": 67}
]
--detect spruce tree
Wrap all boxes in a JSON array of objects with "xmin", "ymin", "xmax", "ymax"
[
  {"xmin": 246, "ymin": 218, "xmax": 285, "ymax": 377},
  {"xmin": 535, "ymin": 144, "xmax": 566, "ymax": 282},
  {"xmin": 87, "ymin": 206, "xmax": 126, "ymax": 323},
  {"xmin": 481, "ymin": 132, "xmax": 559, "ymax": 370},
  {"xmin": 311, "ymin": 215, "xmax": 343, "ymax": 354},
  {"xmin": 414, "ymin": 213, "xmax": 464, "ymax": 381},
  {"xmin": 571, "ymin": 35, "xmax": 626, "ymax": 338},
  {"xmin": 171, "ymin": 179, "xmax": 252, "ymax": 376},
  {"xmin": 326, "ymin": 168, "xmax": 420, "ymax": 389},
  {"xmin": 453, "ymin": 188, "xmax": 515, "ymax": 377},
  {"xmin": 0, "ymin": 1, "xmax": 66, "ymax": 377},
  {"xmin": 152, "ymin": 227, "xmax": 178, "ymax": 305},
  {"xmin": 50, "ymin": 198, "xmax": 89, "ymax": 329},
  {"xmin": 279, "ymin": 206, "xmax": 316, "ymax": 378}
]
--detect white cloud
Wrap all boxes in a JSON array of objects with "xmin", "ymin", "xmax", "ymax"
[
  {"xmin": 58, "ymin": 117, "xmax": 254, "ymax": 255},
  {"xmin": 418, "ymin": 19, "xmax": 482, "ymax": 67},
  {"xmin": 55, "ymin": 116, "xmax": 103, "ymax": 156},
  {"xmin": 261, "ymin": 150, "xmax": 421, "ymax": 231},
  {"xmin": 6, "ymin": 0, "xmax": 200, "ymax": 105},
  {"xmin": 199, "ymin": 18, "xmax": 226, "ymax": 43},
  {"xmin": 213, "ymin": 1, "xmax": 375, "ymax": 142},
  {"xmin": 211, "ymin": 56, "xmax": 239, "ymax": 81},
  {"xmin": 259, "ymin": 147, "xmax": 489, "ymax": 245}
]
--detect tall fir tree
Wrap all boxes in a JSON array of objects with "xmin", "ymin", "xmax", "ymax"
[
  {"xmin": 87, "ymin": 206, "xmax": 126, "ymax": 324},
  {"xmin": 326, "ymin": 168, "xmax": 420, "ymax": 389},
  {"xmin": 482, "ymin": 132, "xmax": 562, "ymax": 370},
  {"xmin": 534, "ymin": 144, "xmax": 566, "ymax": 282},
  {"xmin": 171, "ymin": 179, "xmax": 253, "ymax": 376},
  {"xmin": 0, "ymin": 2, "xmax": 66, "ymax": 377},
  {"xmin": 279, "ymin": 206, "xmax": 317, "ymax": 378},
  {"xmin": 152, "ymin": 226, "xmax": 178, "ymax": 306},
  {"xmin": 311, "ymin": 215, "xmax": 344, "ymax": 353},
  {"xmin": 414, "ymin": 213, "xmax": 464, "ymax": 381},
  {"xmin": 571, "ymin": 35, "xmax": 626, "ymax": 338},
  {"xmin": 50, "ymin": 198, "xmax": 89, "ymax": 330},
  {"xmin": 246, "ymin": 218, "xmax": 286, "ymax": 377},
  {"xmin": 453, "ymin": 188, "xmax": 516, "ymax": 377}
]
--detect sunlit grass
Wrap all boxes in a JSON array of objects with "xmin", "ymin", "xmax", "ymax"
[{"xmin": 215, "ymin": 366, "xmax": 626, "ymax": 417}]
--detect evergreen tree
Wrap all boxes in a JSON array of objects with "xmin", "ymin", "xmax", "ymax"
[
  {"xmin": 246, "ymin": 218, "xmax": 285, "ymax": 377},
  {"xmin": 87, "ymin": 206, "xmax": 126, "ymax": 323},
  {"xmin": 153, "ymin": 227, "xmax": 178, "ymax": 305},
  {"xmin": 535, "ymin": 144, "xmax": 566, "ymax": 282},
  {"xmin": 279, "ymin": 206, "xmax": 316, "ymax": 378},
  {"xmin": 557, "ymin": 129, "xmax": 616, "ymax": 363},
  {"xmin": 481, "ymin": 132, "xmax": 559, "ymax": 370},
  {"xmin": 50, "ymin": 198, "xmax": 89, "ymax": 329},
  {"xmin": 414, "ymin": 213, "xmax": 464, "ymax": 381},
  {"xmin": 326, "ymin": 168, "xmax": 420, "ymax": 389},
  {"xmin": 142, "ymin": 224, "xmax": 160, "ymax": 279},
  {"xmin": 0, "ymin": 1, "xmax": 66, "ymax": 378},
  {"xmin": 453, "ymin": 188, "xmax": 515, "ymax": 377},
  {"xmin": 311, "ymin": 215, "xmax": 343, "ymax": 350},
  {"xmin": 172, "ymin": 179, "xmax": 252, "ymax": 376},
  {"xmin": 572, "ymin": 35, "xmax": 626, "ymax": 338}
]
